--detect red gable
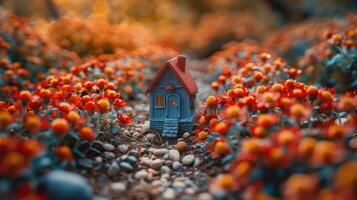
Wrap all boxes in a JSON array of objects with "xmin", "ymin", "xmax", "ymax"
[{"xmin": 146, "ymin": 55, "xmax": 198, "ymax": 95}]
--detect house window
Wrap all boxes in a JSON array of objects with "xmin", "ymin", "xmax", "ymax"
[{"xmin": 155, "ymin": 94, "xmax": 165, "ymax": 108}]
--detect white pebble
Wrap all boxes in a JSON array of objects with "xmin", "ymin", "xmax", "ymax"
[{"xmin": 182, "ymin": 155, "xmax": 195, "ymax": 166}]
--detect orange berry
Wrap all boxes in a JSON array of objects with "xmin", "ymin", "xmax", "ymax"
[
  {"xmin": 39, "ymin": 89, "xmax": 51, "ymax": 98},
  {"xmin": 211, "ymin": 81, "xmax": 220, "ymax": 90},
  {"xmin": 269, "ymin": 148, "xmax": 283, "ymax": 163},
  {"xmin": 24, "ymin": 116, "xmax": 41, "ymax": 132},
  {"xmin": 320, "ymin": 91, "xmax": 333, "ymax": 101},
  {"xmin": 59, "ymin": 102, "xmax": 71, "ymax": 113},
  {"xmin": 97, "ymin": 99, "xmax": 110, "ymax": 113},
  {"xmin": 19, "ymin": 90, "xmax": 32, "ymax": 101},
  {"xmin": 314, "ymin": 141, "xmax": 335, "ymax": 164},
  {"xmin": 216, "ymin": 174, "xmax": 235, "ymax": 189},
  {"xmin": 67, "ymin": 111, "xmax": 80, "ymax": 124},
  {"xmin": 215, "ymin": 141, "xmax": 230, "ymax": 154},
  {"xmin": 214, "ymin": 122, "xmax": 230, "ymax": 135},
  {"xmin": 226, "ymin": 105, "xmax": 240, "ymax": 119},
  {"xmin": 307, "ymin": 86, "xmax": 318, "ymax": 96},
  {"xmin": 253, "ymin": 126, "xmax": 265, "ymax": 138},
  {"xmin": 243, "ymin": 139, "xmax": 260, "ymax": 154},
  {"xmin": 338, "ymin": 96, "xmax": 355, "ymax": 111},
  {"xmin": 256, "ymin": 85, "xmax": 267, "ymax": 94},
  {"xmin": 206, "ymin": 96, "xmax": 218, "ymax": 107},
  {"xmin": 271, "ymin": 84, "xmax": 284, "ymax": 92},
  {"xmin": 278, "ymin": 130, "xmax": 295, "ymax": 145},
  {"xmin": 284, "ymin": 174, "xmax": 317, "ymax": 199},
  {"xmin": 79, "ymin": 126, "xmax": 95, "ymax": 140},
  {"xmin": 234, "ymin": 161, "xmax": 252, "ymax": 177},
  {"xmin": 0, "ymin": 111, "xmax": 13, "ymax": 130},
  {"xmin": 2, "ymin": 151, "xmax": 26, "ymax": 176},
  {"xmin": 253, "ymin": 71, "xmax": 264, "ymax": 81},
  {"xmin": 198, "ymin": 131, "xmax": 208, "ymax": 141},
  {"xmin": 326, "ymin": 124, "xmax": 346, "ymax": 138},
  {"xmin": 290, "ymin": 104, "xmax": 310, "ymax": 120},
  {"xmin": 256, "ymin": 114, "xmax": 278, "ymax": 127},
  {"xmin": 298, "ymin": 138, "xmax": 317, "ymax": 158},
  {"xmin": 55, "ymin": 145, "xmax": 73, "ymax": 161},
  {"xmin": 51, "ymin": 118, "xmax": 70, "ymax": 134},
  {"xmin": 331, "ymin": 34, "xmax": 342, "ymax": 45}
]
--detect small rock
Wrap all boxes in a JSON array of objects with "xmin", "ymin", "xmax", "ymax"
[
  {"xmin": 150, "ymin": 148, "xmax": 169, "ymax": 156},
  {"xmin": 183, "ymin": 132, "xmax": 191, "ymax": 139},
  {"xmin": 152, "ymin": 180, "xmax": 162, "ymax": 186},
  {"xmin": 198, "ymin": 193, "xmax": 213, "ymax": 200},
  {"xmin": 110, "ymin": 182, "xmax": 126, "ymax": 194},
  {"xmin": 172, "ymin": 181, "xmax": 186, "ymax": 188},
  {"xmin": 172, "ymin": 161, "xmax": 182, "ymax": 170},
  {"xmin": 127, "ymin": 156, "xmax": 138, "ymax": 166},
  {"xmin": 145, "ymin": 133, "xmax": 156, "ymax": 140},
  {"xmin": 163, "ymin": 188, "xmax": 175, "ymax": 199},
  {"xmin": 39, "ymin": 170, "xmax": 92, "ymax": 200},
  {"xmin": 175, "ymin": 141, "xmax": 188, "ymax": 152},
  {"xmin": 120, "ymin": 162, "xmax": 133, "ymax": 171},
  {"xmin": 182, "ymin": 155, "xmax": 195, "ymax": 166},
  {"xmin": 168, "ymin": 150, "xmax": 180, "ymax": 161},
  {"xmin": 164, "ymin": 160, "xmax": 173, "ymax": 166},
  {"xmin": 107, "ymin": 162, "xmax": 119, "ymax": 176},
  {"xmin": 129, "ymin": 150, "xmax": 140, "ymax": 157},
  {"xmin": 77, "ymin": 159, "xmax": 93, "ymax": 169},
  {"xmin": 104, "ymin": 143, "xmax": 115, "ymax": 151},
  {"xmin": 133, "ymin": 132, "xmax": 141, "ymax": 138},
  {"xmin": 140, "ymin": 157, "xmax": 152, "ymax": 166},
  {"xmin": 151, "ymin": 159, "xmax": 163, "ymax": 170},
  {"xmin": 134, "ymin": 170, "xmax": 148, "ymax": 179},
  {"xmin": 193, "ymin": 157, "xmax": 201, "ymax": 167},
  {"xmin": 92, "ymin": 141, "xmax": 105, "ymax": 152},
  {"xmin": 94, "ymin": 157, "xmax": 103, "ymax": 164},
  {"xmin": 103, "ymin": 152, "xmax": 115, "ymax": 160},
  {"xmin": 185, "ymin": 188, "xmax": 195, "ymax": 195},
  {"xmin": 160, "ymin": 166, "xmax": 171, "ymax": 174},
  {"xmin": 117, "ymin": 144, "xmax": 128, "ymax": 153}
]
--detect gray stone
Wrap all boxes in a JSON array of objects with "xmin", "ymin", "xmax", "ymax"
[
  {"xmin": 120, "ymin": 162, "xmax": 133, "ymax": 171},
  {"xmin": 134, "ymin": 170, "xmax": 148, "ymax": 179},
  {"xmin": 150, "ymin": 148, "xmax": 169, "ymax": 156},
  {"xmin": 104, "ymin": 143, "xmax": 115, "ymax": 151},
  {"xmin": 181, "ymin": 155, "xmax": 195, "ymax": 166},
  {"xmin": 94, "ymin": 157, "xmax": 103, "ymax": 164},
  {"xmin": 151, "ymin": 159, "xmax": 163, "ymax": 170},
  {"xmin": 172, "ymin": 181, "xmax": 186, "ymax": 188},
  {"xmin": 77, "ymin": 159, "xmax": 93, "ymax": 169},
  {"xmin": 193, "ymin": 157, "xmax": 201, "ymax": 167},
  {"xmin": 146, "ymin": 133, "xmax": 156, "ymax": 140},
  {"xmin": 103, "ymin": 152, "xmax": 115, "ymax": 160},
  {"xmin": 39, "ymin": 170, "xmax": 92, "ymax": 200},
  {"xmin": 107, "ymin": 162, "xmax": 119, "ymax": 176},
  {"xmin": 183, "ymin": 132, "xmax": 191, "ymax": 139},
  {"xmin": 117, "ymin": 144, "xmax": 129, "ymax": 153},
  {"xmin": 160, "ymin": 166, "xmax": 171, "ymax": 174},
  {"xmin": 168, "ymin": 150, "xmax": 180, "ymax": 161},
  {"xmin": 172, "ymin": 161, "xmax": 182, "ymax": 170},
  {"xmin": 110, "ymin": 182, "xmax": 126, "ymax": 194},
  {"xmin": 133, "ymin": 132, "xmax": 141, "ymax": 138},
  {"xmin": 140, "ymin": 157, "xmax": 152, "ymax": 166},
  {"xmin": 163, "ymin": 188, "xmax": 175, "ymax": 199},
  {"xmin": 198, "ymin": 193, "xmax": 213, "ymax": 200},
  {"xmin": 127, "ymin": 156, "xmax": 138, "ymax": 166}
]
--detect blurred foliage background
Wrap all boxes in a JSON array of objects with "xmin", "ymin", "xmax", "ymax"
[{"xmin": 1, "ymin": 0, "xmax": 355, "ymax": 57}]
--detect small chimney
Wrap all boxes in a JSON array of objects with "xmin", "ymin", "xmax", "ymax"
[{"xmin": 177, "ymin": 55, "xmax": 186, "ymax": 72}]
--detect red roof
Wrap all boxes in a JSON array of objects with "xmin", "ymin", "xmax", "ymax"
[{"xmin": 146, "ymin": 55, "xmax": 198, "ymax": 95}]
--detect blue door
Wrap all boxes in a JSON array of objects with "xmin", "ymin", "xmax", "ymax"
[{"xmin": 167, "ymin": 94, "xmax": 180, "ymax": 119}]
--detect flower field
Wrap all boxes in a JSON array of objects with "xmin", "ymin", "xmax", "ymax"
[{"xmin": 0, "ymin": 1, "xmax": 356, "ymax": 200}]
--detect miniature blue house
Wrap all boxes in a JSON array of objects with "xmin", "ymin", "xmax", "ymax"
[{"xmin": 146, "ymin": 55, "xmax": 198, "ymax": 138}]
